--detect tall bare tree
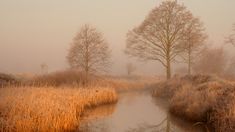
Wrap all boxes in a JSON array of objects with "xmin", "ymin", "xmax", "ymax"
[
  {"xmin": 125, "ymin": 1, "xmax": 196, "ymax": 79},
  {"xmin": 225, "ymin": 56, "xmax": 235, "ymax": 77},
  {"xmin": 126, "ymin": 63, "xmax": 136, "ymax": 76},
  {"xmin": 193, "ymin": 47, "xmax": 227, "ymax": 76},
  {"xmin": 179, "ymin": 17, "xmax": 207, "ymax": 75},
  {"xmin": 40, "ymin": 63, "xmax": 48, "ymax": 75},
  {"xmin": 226, "ymin": 23, "xmax": 235, "ymax": 46},
  {"xmin": 67, "ymin": 24, "xmax": 111, "ymax": 84}
]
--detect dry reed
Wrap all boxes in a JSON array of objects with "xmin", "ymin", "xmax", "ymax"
[
  {"xmin": 0, "ymin": 86, "xmax": 118, "ymax": 132},
  {"xmin": 152, "ymin": 75, "xmax": 235, "ymax": 131}
]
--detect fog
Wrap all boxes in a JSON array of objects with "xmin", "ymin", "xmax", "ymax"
[{"xmin": 0, "ymin": 0, "xmax": 235, "ymax": 75}]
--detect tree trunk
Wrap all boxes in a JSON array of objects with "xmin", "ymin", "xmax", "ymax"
[
  {"xmin": 188, "ymin": 44, "xmax": 192, "ymax": 75},
  {"xmin": 85, "ymin": 68, "xmax": 89, "ymax": 87},
  {"xmin": 127, "ymin": 70, "xmax": 130, "ymax": 76},
  {"xmin": 85, "ymin": 29, "xmax": 89, "ymax": 87},
  {"xmin": 85, "ymin": 55, "xmax": 89, "ymax": 86},
  {"xmin": 84, "ymin": 47, "xmax": 89, "ymax": 86},
  {"xmin": 188, "ymin": 62, "xmax": 191, "ymax": 75},
  {"xmin": 166, "ymin": 55, "xmax": 171, "ymax": 80},
  {"xmin": 188, "ymin": 53, "xmax": 191, "ymax": 75},
  {"xmin": 166, "ymin": 114, "xmax": 170, "ymax": 132}
]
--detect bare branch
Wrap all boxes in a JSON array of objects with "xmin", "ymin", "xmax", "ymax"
[
  {"xmin": 125, "ymin": 1, "xmax": 199, "ymax": 79},
  {"xmin": 67, "ymin": 24, "xmax": 111, "ymax": 80}
]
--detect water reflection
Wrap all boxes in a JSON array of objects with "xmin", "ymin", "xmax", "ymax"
[
  {"xmin": 79, "ymin": 104, "xmax": 116, "ymax": 132},
  {"xmin": 127, "ymin": 114, "xmax": 205, "ymax": 132},
  {"xmin": 127, "ymin": 116, "xmax": 169, "ymax": 132},
  {"xmin": 81, "ymin": 104, "xmax": 117, "ymax": 121},
  {"xmin": 79, "ymin": 92, "xmax": 205, "ymax": 132}
]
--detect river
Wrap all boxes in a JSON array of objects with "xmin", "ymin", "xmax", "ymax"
[{"xmin": 78, "ymin": 91, "xmax": 206, "ymax": 132}]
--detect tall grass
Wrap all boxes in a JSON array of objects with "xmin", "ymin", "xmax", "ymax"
[
  {"xmin": 152, "ymin": 75, "xmax": 235, "ymax": 131},
  {"xmin": 25, "ymin": 70, "xmax": 159, "ymax": 92},
  {"xmin": 0, "ymin": 86, "xmax": 117, "ymax": 131},
  {"xmin": 29, "ymin": 70, "xmax": 87, "ymax": 87},
  {"xmin": 0, "ymin": 70, "xmax": 157, "ymax": 131}
]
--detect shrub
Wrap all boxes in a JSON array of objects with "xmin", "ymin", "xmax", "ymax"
[
  {"xmin": 30, "ymin": 70, "xmax": 87, "ymax": 87},
  {"xmin": 152, "ymin": 75, "xmax": 235, "ymax": 131}
]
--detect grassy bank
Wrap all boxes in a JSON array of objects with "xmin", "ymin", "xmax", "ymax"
[
  {"xmin": 9, "ymin": 70, "xmax": 160, "ymax": 92},
  {"xmin": 152, "ymin": 75, "xmax": 235, "ymax": 131},
  {"xmin": 0, "ymin": 71, "xmax": 158, "ymax": 131},
  {"xmin": 0, "ymin": 86, "xmax": 117, "ymax": 131}
]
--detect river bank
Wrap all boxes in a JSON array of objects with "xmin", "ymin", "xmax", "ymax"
[
  {"xmin": 0, "ymin": 86, "xmax": 118, "ymax": 131},
  {"xmin": 79, "ymin": 90, "xmax": 205, "ymax": 132},
  {"xmin": 0, "ymin": 74, "xmax": 158, "ymax": 132},
  {"xmin": 152, "ymin": 75, "xmax": 235, "ymax": 132}
]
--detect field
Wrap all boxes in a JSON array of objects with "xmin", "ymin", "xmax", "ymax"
[
  {"xmin": 0, "ymin": 86, "xmax": 117, "ymax": 132},
  {"xmin": 0, "ymin": 71, "xmax": 158, "ymax": 132},
  {"xmin": 152, "ymin": 75, "xmax": 235, "ymax": 131},
  {"xmin": 3, "ymin": 71, "xmax": 235, "ymax": 131},
  {"xmin": 12, "ymin": 70, "xmax": 158, "ymax": 91}
]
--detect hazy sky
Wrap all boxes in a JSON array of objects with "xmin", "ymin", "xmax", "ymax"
[{"xmin": 0, "ymin": 0, "xmax": 235, "ymax": 75}]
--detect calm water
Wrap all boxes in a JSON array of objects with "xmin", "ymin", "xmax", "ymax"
[{"xmin": 79, "ymin": 91, "xmax": 205, "ymax": 132}]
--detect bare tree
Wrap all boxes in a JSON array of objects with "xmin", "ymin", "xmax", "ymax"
[
  {"xmin": 40, "ymin": 63, "xmax": 48, "ymax": 75},
  {"xmin": 125, "ymin": 1, "xmax": 196, "ymax": 79},
  {"xmin": 175, "ymin": 67, "xmax": 187, "ymax": 76},
  {"xmin": 225, "ymin": 56, "xmax": 235, "ymax": 77},
  {"xmin": 226, "ymin": 23, "xmax": 235, "ymax": 46},
  {"xmin": 193, "ymin": 47, "xmax": 227, "ymax": 76},
  {"xmin": 179, "ymin": 17, "xmax": 207, "ymax": 75},
  {"xmin": 126, "ymin": 63, "xmax": 136, "ymax": 76},
  {"xmin": 67, "ymin": 24, "xmax": 111, "ymax": 84}
]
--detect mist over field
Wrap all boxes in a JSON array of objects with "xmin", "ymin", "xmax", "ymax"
[
  {"xmin": 1, "ymin": 1, "xmax": 235, "ymax": 132},
  {"xmin": 0, "ymin": 0, "xmax": 235, "ymax": 75}
]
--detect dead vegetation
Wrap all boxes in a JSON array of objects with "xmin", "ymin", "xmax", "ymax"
[
  {"xmin": 0, "ymin": 73, "xmax": 19, "ymax": 88},
  {"xmin": 24, "ymin": 70, "xmax": 158, "ymax": 91},
  {"xmin": 0, "ymin": 70, "xmax": 157, "ymax": 131},
  {"xmin": 30, "ymin": 70, "xmax": 88, "ymax": 87},
  {"xmin": 152, "ymin": 75, "xmax": 235, "ymax": 131},
  {"xmin": 0, "ymin": 86, "xmax": 117, "ymax": 131}
]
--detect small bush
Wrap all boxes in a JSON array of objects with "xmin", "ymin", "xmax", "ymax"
[{"xmin": 30, "ymin": 70, "xmax": 87, "ymax": 87}]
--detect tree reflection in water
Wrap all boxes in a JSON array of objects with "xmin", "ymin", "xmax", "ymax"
[
  {"xmin": 127, "ymin": 114, "xmax": 206, "ymax": 132},
  {"xmin": 78, "ymin": 93, "xmax": 206, "ymax": 132},
  {"xmin": 127, "ymin": 115, "xmax": 173, "ymax": 132}
]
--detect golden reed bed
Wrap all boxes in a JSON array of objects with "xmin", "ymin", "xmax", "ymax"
[{"xmin": 0, "ymin": 87, "xmax": 118, "ymax": 132}]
